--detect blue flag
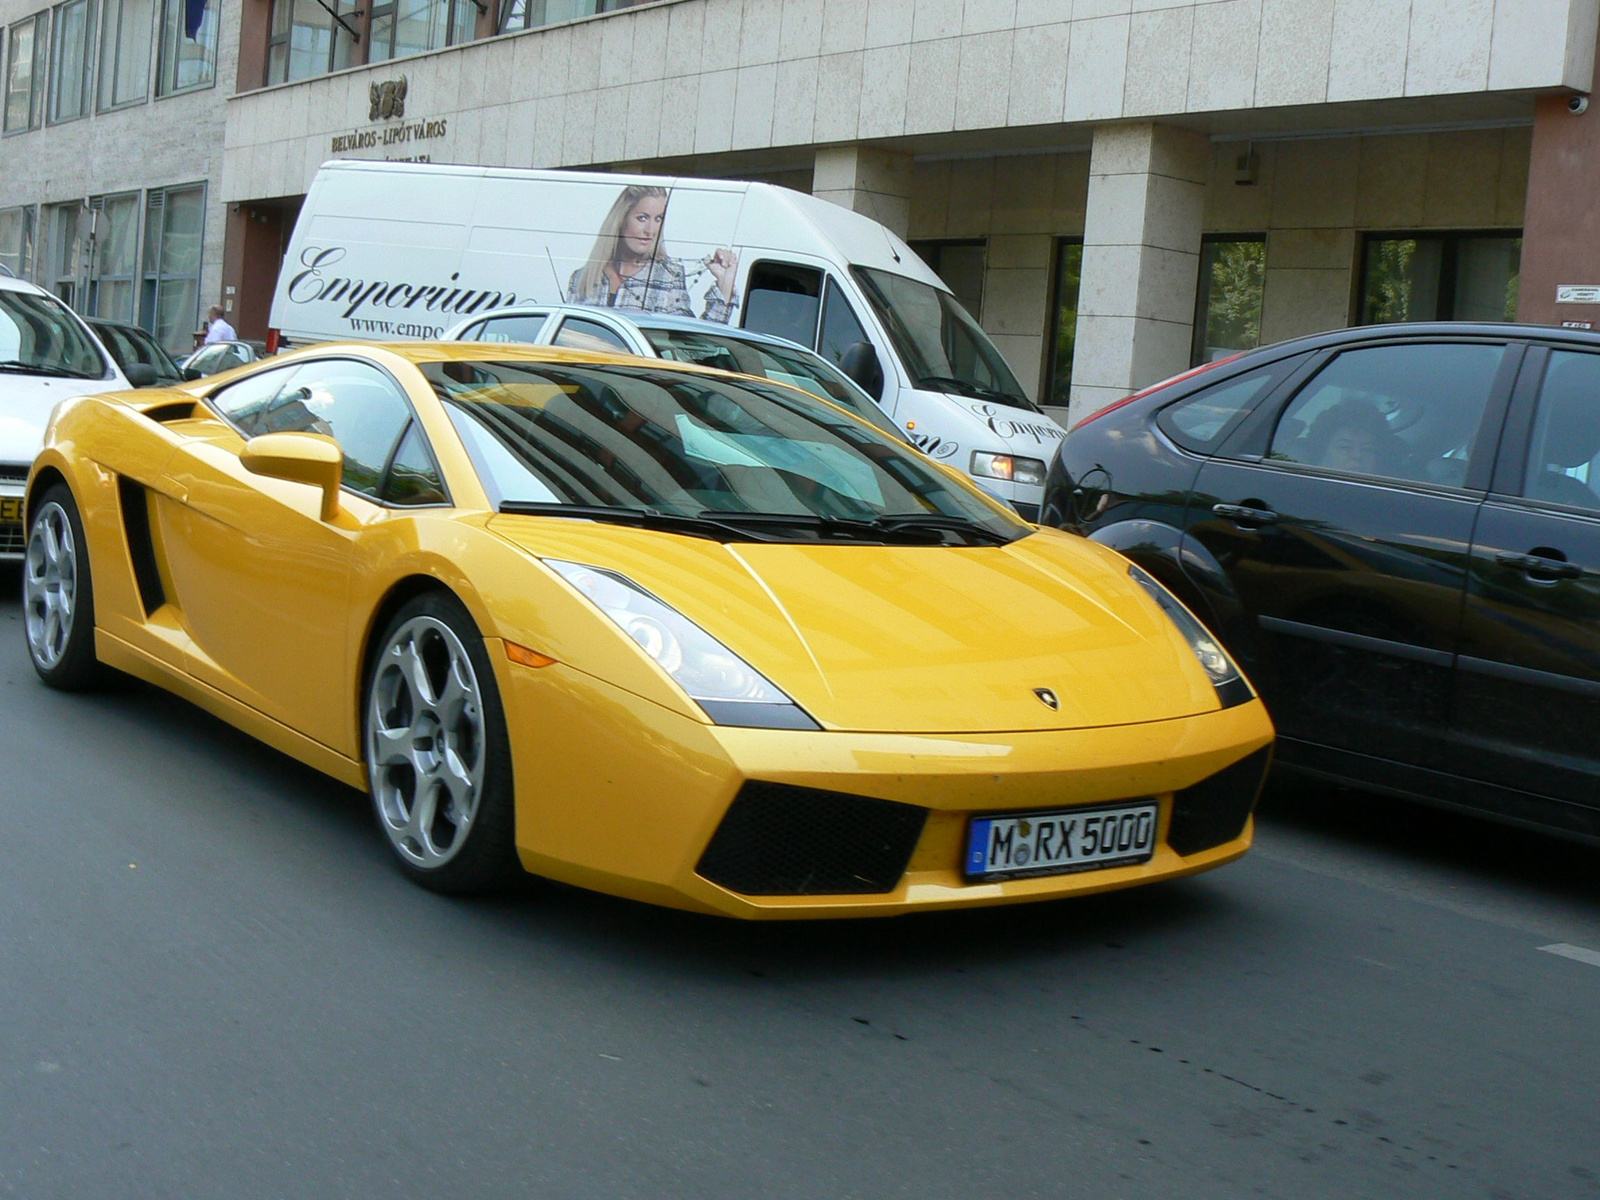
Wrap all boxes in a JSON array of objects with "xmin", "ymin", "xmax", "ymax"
[{"xmin": 184, "ymin": 0, "xmax": 205, "ymax": 38}]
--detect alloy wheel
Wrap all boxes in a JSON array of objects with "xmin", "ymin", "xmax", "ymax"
[
  {"xmin": 24, "ymin": 501, "xmax": 78, "ymax": 673},
  {"xmin": 366, "ymin": 615, "xmax": 487, "ymax": 870}
]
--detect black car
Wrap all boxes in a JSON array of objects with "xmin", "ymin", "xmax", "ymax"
[
  {"xmin": 86, "ymin": 317, "xmax": 190, "ymax": 387},
  {"xmin": 1043, "ymin": 323, "xmax": 1600, "ymax": 841}
]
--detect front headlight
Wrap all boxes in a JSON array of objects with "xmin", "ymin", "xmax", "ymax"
[
  {"xmin": 971, "ymin": 451, "xmax": 1047, "ymax": 487},
  {"xmin": 1128, "ymin": 565, "xmax": 1254, "ymax": 709},
  {"xmin": 544, "ymin": 560, "xmax": 820, "ymax": 730}
]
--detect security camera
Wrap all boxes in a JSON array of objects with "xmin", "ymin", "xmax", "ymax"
[{"xmin": 1570, "ymin": 94, "xmax": 1589, "ymax": 115}]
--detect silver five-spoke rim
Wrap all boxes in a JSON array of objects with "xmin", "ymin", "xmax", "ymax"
[
  {"xmin": 367, "ymin": 615, "xmax": 486, "ymax": 870},
  {"xmin": 24, "ymin": 501, "xmax": 78, "ymax": 672}
]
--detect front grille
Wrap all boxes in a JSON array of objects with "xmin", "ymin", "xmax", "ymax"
[
  {"xmin": 696, "ymin": 782, "xmax": 929, "ymax": 896},
  {"xmin": 0, "ymin": 464, "xmax": 28, "ymax": 483},
  {"xmin": 1167, "ymin": 748, "xmax": 1271, "ymax": 856},
  {"xmin": 0, "ymin": 520, "xmax": 23, "ymax": 555}
]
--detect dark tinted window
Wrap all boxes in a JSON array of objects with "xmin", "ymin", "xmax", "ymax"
[
  {"xmin": 551, "ymin": 317, "xmax": 630, "ymax": 353},
  {"xmin": 818, "ymin": 278, "xmax": 869, "ymax": 367},
  {"xmin": 1524, "ymin": 350, "xmax": 1600, "ymax": 512},
  {"xmin": 1157, "ymin": 367, "xmax": 1281, "ymax": 454},
  {"xmin": 1269, "ymin": 344, "xmax": 1503, "ymax": 488},
  {"xmin": 741, "ymin": 261, "xmax": 821, "ymax": 348},
  {"xmin": 382, "ymin": 421, "xmax": 447, "ymax": 506}
]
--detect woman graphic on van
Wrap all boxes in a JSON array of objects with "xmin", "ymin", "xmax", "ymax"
[{"xmin": 566, "ymin": 185, "xmax": 740, "ymax": 323}]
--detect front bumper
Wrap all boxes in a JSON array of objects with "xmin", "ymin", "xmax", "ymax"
[
  {"xmin": 0, "ymin": 469, "xmax": 25, "ymax": 560},
  {"xmin": 496, "ymin": 650, "xmax": 1274, "ymax": 918}
]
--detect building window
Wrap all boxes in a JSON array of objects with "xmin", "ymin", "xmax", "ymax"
[
  {"xmin": 369, "ymin": 0, "xmax": 475, "ymax": 63},
  {"xmin": 156, "ymin": 0, "xmax": 216, "ymax": 95},
  {"xmin": 46, "ymin": 202, "xmax": 85, "ymax": 305},
  {"xmin": 98, "ymin": 0, "xmax": 154, "ymax": 109},
  {"xmin": 49, "ymin": 0, "xmax": 94, "ymax": 123},
  {"xmin": 0, "ymin": 205, "xmax": 37, "ymax": 278},
  {"xmin": 908, "ymin": 239, "xmax": 987, "ymax": 321},
  {"xmin": 139, "ymin": 184, "xmax": 205, "ymax": 354},
  {"xmin": 499, "ymin": 0, "xmax": 630, "ymax": 35},
  {"xmin": 266, "ymin": 0, "xmax": 357, "ymax": 83},
  {"xmin": 4, "ymin": 14, "xmax": 49, "ymax": 133},
  {"xmin": 1192, "ymin": 236, "xmax": 1266, "ymax": 366},
  {"xmin": 1359, "ymin": 232, "xmax": 1522, "ymax": 324},
  {"xmin": 86, "ymin": 191, "xmax": 141, "ymax": 322},
  {"xmin": 1043, "ymin": 238, "xmax": 1082, "ymax": 408}
]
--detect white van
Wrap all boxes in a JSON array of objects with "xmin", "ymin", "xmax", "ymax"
[
  {"xmin": 268, "ymin": 161, "xmax": 1066, "ymax": 517},
  {"xmin": 0, "ymin": 273, "xmax": 130, "ymax": 558}
]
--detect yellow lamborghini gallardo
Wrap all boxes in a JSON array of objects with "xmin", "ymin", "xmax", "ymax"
[{"xmin": 22, "ymin": 342, "xmax": 1272, "ymax": 916}]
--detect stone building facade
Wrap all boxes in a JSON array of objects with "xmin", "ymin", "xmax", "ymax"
[{"xmin": 6, "ymin": 0, "xmax": 1599, "ymax": 417}]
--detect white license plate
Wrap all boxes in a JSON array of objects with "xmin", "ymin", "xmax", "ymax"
[{"xmin": 965, "ymin": 802, "xmax": 1159, "ymax": 880}]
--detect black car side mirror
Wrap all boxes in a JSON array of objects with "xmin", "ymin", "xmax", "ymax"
[
  {"xmin": 124, "ymin": 362, "xmax": 159, "ymax": 387},
  {"xmin": 838, "ymin": 341, "xmax": 884, "ymax": 401},
  {"xmin": 182, "ymin": 366, "xmax": 204, "ymax": 381}
]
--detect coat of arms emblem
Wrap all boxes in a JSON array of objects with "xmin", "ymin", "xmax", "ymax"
[{"xmin": 370, "ymin": 76, "xmax": 408, "ymax": 121}]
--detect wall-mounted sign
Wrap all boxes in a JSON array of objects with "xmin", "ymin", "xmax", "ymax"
[
  {"xmin": 330, "ymin": 74, "xmax": 446, "ymax": 159},
  {"xmin": 1556, "ymin": 284, "xmax": 1600, "ymax": 304}
]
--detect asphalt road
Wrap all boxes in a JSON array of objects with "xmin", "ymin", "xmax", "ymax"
[{"xmin": 1, "ymin": 565, "xmax": 1597, "ymax": 1200}]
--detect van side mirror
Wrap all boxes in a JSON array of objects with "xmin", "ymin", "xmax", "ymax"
[
  {"xmin": 240, "ymin": 431, "xmax": 343, "ymax": 521},
  {"xmin": 123, "ymin": 362, "xmax": 159, "ymax": 387},
  {"xmin": 838, "ymin": 341, "xmax": 884, "ymax": 401}
]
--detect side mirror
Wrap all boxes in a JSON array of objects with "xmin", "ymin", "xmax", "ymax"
[
  {"xmin": 240, "ymin": 431, "xmax": 343, "ymax": 521},
  {"xmin": 838, "ymin": 341, "xmax": 884, "ymax": 402},
  {"xmin": 124, "ymin": 362, "xmax": 159, "ymax": 387},
  {"xmin": 182, "ymin": 365, "xmax": 204, "ymax": 382}
]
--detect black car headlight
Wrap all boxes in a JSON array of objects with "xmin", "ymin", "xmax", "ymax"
[
  {"xmin": 1128, "ymin": 565, "xmax": 1254, "ymax": 709},
  {"xmin": 544, "ymin": 560, "xmax": 820, "ymax": 730}
]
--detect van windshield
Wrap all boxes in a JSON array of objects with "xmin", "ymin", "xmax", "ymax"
[
  {"xmin": 852, "ymin": 267, "xmax": 1036, "ymax": 412},
  {"xmin": 423, "ymin": 359, "xmax": 1026, "ymax": 545},
  {"xmin": 639, "ymin": 326, "xmax": 907, "ymax": 442},
  {"xmin": 0, "ymin": 289, "xmax": 107, "ymax": 379}
]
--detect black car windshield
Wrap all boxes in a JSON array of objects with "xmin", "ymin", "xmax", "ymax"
[
  {"xmin": 0, "ymin": 289, "xmax": 107, "ymax": 379},
  {"xmin": 851, "ymin": 267, "xmax": 1035, "ymax": 411},
  {"xmin": 93, "ymin": 321, "xmax": 184, "ymax": 385},
  {"xmin": 423, "ymin": 360, "xmax": 1026, "ymax": 543},
  {"xmin": 639, "ymin": 326, "xmax": 907, "ymax": 442}
]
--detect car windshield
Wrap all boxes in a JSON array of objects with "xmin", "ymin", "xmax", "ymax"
[
  {"xmin": 0, "ymin": 289, "xmax": 107, "ymax": 379},
  {"xmin": 852, "ymin": 267, "xmax": 1035, "ymax": 411},
  {"xmin": 94, "ymin": 322, "xmax": 184, "ymax": 385},
  {"xmin": 640, "ymin": 326, "xmax": 907, "ymax": 442},
  {"xmin": 423, "ymin": 360, "xmax": 1026, "ymax": 543}
]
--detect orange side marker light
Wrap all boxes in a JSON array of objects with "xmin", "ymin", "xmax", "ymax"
[{"xmin": 506, "ymin": 642, "xmax": 557, "ymax": 668}]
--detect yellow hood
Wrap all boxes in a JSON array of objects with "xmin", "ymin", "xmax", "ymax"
[{"xmin": 487, "ymin": 519, "xmax": 1222, "ymax": 734}]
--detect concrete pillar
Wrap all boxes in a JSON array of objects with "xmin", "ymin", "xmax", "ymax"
[
  {"xmin": 812, "ymin": 146, "xmax": 914, "ymax": 238},
  {"xmin": 1068, "ymin": 124, "xmax": 1209, "ymax": 428}
]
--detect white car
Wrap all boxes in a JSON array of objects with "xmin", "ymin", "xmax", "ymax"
[{"xmin": 0, "ymin": 274, "xmax": 129, "ymax": 558}]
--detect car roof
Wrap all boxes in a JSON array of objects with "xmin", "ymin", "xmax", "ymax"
[
  {"xmin": 1233, "ymin": 321, "xmax": 1600, "ymax": 364},
  {"xmin": 475, "ymin": 303, "xmax": 821, "ymax": 355},
  {"xmin": 0, "ymin": 274, "xmax": 53, "ymax": 297}
]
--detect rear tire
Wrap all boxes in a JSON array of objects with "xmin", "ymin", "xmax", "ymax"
[
  {"xmin": 363, "ymin": 590, "xmax": 520, "ymax": 894},
  {"xmin": 23, "ymin": 484, "xmax": 107, "ymax": 690}
]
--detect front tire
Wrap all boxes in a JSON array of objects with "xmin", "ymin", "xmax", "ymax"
[
  {"xmin": 24, "ymin": 484, "xmax": 105, "ymax": 690},
  {"xmin": 363, "ymin": 591, "xmax": 519, "ymax": 894}
]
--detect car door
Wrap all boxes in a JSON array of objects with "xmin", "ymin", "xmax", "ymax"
[
  {"xmin": 1186, "ymin": 339, "xmax": 1520, "ymax": 771},
  {"xmin": 154, "ymin": 357, "xmax": 416, "ymax": 750},
  {"xmin": 1454, "ymin": 344, "xmax": 1600, "ymax": 813}
]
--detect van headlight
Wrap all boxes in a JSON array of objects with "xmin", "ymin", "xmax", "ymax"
[
  {"xmin": 971, "ymin": 451, "xmax": 1046, "ymax": 487},
  {"xmin": 544, "ymin": 560, "xmax": 820, "ymax": 730},
  {"xmin": 1128, "ymin": 565, "xmax": 1254, "ymax": 709}
]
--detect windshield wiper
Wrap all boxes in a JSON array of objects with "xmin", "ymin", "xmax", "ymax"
[
  {"xmin": 916, "ymin": 374, "xmax": 1037, "ymax": 410},
  {"xmin": 704, "ymin": 510, "xmax": 1015, "ymax": 546},
  {"xmin": 0, "ymin": 359, "xmax": 96, "ymax": 379},
  {"xmin": 498, "ymin": 501, "xmax": 782, "ymax": 542}
]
